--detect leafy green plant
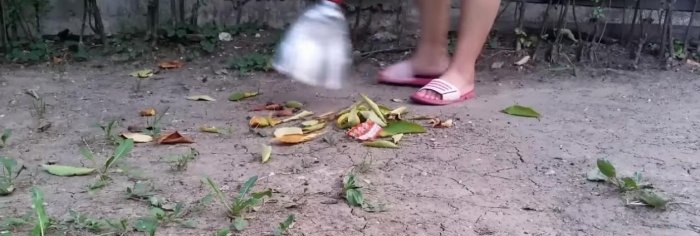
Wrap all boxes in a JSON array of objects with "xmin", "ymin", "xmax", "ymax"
[
  {"xmin": 1, "ymin": 157, "xmax": 24, "ymax": 196},
  {"xmin": 160, "ymin": 24, "xmax": 220, "ymax": 54},
  {"xmin": 80, "ymin": 139, "xmax": 134, "ymax": 189},
  {"xmin": 588, "ymin": 158, "xmax": 670, "ymax": 209},
  {"xmin": 66, "ymin": 211, "xmax": 105, "ymax": 233},
  {"xmin": 273, "ymin": 214, "xmax": 295, "ymax": 236},
  {"xmin": 163, "ymin": 148, "xmax": 199, "ymax": 171},
  {"xmin": 98, "ymin": 120, "xmax": 123, "ymax": 146},
  {"xmin": 6, "ymin": 40, "xmax": 51, "ymax": 63},
  {"xmin": 126, "ymin": 181, "xmax": 157, "ymax": 201},
  {"xmin": 104, "ymin": 218, "xmax": 130, "ymax": 236},
  {"xmin": 204, "ymin": 176, "xmax": 272, "ymax": 232},
  {"xmin": 227, "ymin": 53, "xmax": 272, "ymax": 73},
  {"xmin": 0, "ymin": 129, "xmax": 11, "ymax": 148},
  {"xmin": 0, "ymin": 212, "xmax": 30, "ymax": 232},
  {"xmin": 343, "ymin": 172, "xmax": 363, "ymax": 207},
  {"xmin": 30, "ymin": 187, "xmax": 50, "ymax": 236},
  {"xmin": 135, "ymin": 202, "xmax": 195, "ymax": 235},
  {"xmin": 341, "ymin": 172, "xmax": 386, "ymax": 213}
]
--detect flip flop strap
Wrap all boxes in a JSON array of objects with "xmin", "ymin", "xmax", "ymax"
[{"xmin": 420, "ymin": 79, "xmax": 460, "ymax": 100}]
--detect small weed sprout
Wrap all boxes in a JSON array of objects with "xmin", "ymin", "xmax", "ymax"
[
  {"xmin": 30, "ymin": 187, "xmax": 50, "ymax": 236},
  {"xmin": 341, "ymin": 172, "xmax": 386, "ymax": 213},
  {"xmin": 134, "ymin": 202, "xmax": 196, "ymax": 235},
  {"xmin": 273, "ymin": 214, "xmax": 295, "ymax": 236},
  {"xmin": 343, "ymin": 172, "xmax": 363, "ymax": 207},
  {"xmin": 0, "ymin": 156, "xmax": 24, "ymax": 196},
  {"xmin": 204, "ymin": 176, "xmax": 272, "ymax": 232},
  {"xmin": 0, "ymin": 129, "xmax": 12, "ymax": 148},
  {"xmin": 163, "ymin": 148, "xmax": 199, "ymax": 171},
  {"xmin": 227, "ymin": 53, "xmax": 272, "ymax": 73},
  {"xmin": 589, "ymin": 158, "xmax": 670, "ymax": 209},
  {"xmin": 98, "ymin": 120, "xmax": 123, "ymax": 146},
  {"xmin": 66, "ymin": 211, "xmax": 105, "ymax": 233},
  {"xmin": 80, "ymin": 139, "xmax": 135, "ymax": 189}
]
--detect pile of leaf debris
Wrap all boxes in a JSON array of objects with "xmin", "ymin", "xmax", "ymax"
[{"xmin": 246, "ymin": 94, "xmax": 454, "ymax": 150}]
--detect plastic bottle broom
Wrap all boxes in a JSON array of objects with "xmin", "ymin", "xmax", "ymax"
[{"xmin": 272, "ymin": 0, "xmax": 351, "ymax": 90}]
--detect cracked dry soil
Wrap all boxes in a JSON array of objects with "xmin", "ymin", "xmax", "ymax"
[{"xmin": 0, "ymin": 56, "xmax": 699, "ymax": 236}]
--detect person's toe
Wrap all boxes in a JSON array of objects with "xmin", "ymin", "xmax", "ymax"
[{"xmin": 415, "ymin": 89, "xmax": 441, "ymax": 101}]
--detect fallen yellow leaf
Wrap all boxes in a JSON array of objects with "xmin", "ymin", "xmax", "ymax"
[
  {"xmin": 302, "ymin": 123, "xmax": 326, "ymax": 133},
  {"xmin": 273, "ymin": 127, "xmax": 304, "ymax": 138},
  {"xmin": 139, "ymin": 107, "xmax": 157, "ymax": 117},
  {"xmin": 200, "ymin": 126, "xmax": 221, "ymax": 133},
  {"xmin": 274, "ymin": 132, "xmax": 325, "ymax": 144},
  {"xmin": 129, "ymin": 69, "xmax": 154, "ymax": 78},
  {"xmin": 301, "ymin": 120, "xmax": 320, "ymax": 127},
  {"xmin": 261, "ymin": 144, "xmax": 272, "ymax": 163},
  {"xmin": 249, "ymin": 116, "xmax": 281, "ymax": 128},
  {"xmin": 282, "ymin": 110, "xmax": 314, "ymax": 123},
  {"xmin": 121, "ymin": 132, "xmax": 153, "ymax": 143}
]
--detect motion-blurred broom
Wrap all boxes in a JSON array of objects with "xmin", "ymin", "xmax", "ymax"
[{"xmin": 272, "ymin": 0, "xmax": 351, "ymax": 90}]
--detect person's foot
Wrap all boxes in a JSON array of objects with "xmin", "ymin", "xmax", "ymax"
[
  {"xmin": 378, "ymin": 54, "xmax": 450, "ymax": 86},
  {"xmin": 411, "ymin": 68, "xmax": 476, "ymax": 104}
]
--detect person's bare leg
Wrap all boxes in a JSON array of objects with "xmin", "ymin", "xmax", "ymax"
[
  {"xmin": 381, "ymin": 0, "xmax": 450, "ymax": 79},
  {"xmin": 414, "ymin": 0, "xmax": 500, "ymax": 100}
]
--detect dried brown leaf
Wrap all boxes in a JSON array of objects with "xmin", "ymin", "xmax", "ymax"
[
  {"xmin": 139, "ymin": 107, "xmax": 156, "ymax": 117},
  {"xmin": 158, "ymin": 131, "xmax": 195, "ymax": 144}
]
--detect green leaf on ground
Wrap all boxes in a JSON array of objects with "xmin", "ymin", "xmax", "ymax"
[
  {"xmin": 596, "ymin": 158, "xmax": 616, "ymax": 179},
  {"xmin": 104, "ymin": 139, "xmax": 134, "ymax": 171},
  {"xmin": 638, "ymin": 191, "xmax": 669, "ymax": 209},
  {"xmin": 134, "ymin": 217, "xmax": 157, "ymax": 235},
  {"xmin": 238, "ymin": 176, "xmax": 258, "ymax": 199},
  {"xmin": 360, "ymin": 111, "xmax": 387, "ymax": 127},
  {"xmin": 621, "ymin": 177, "xmax": 638, "ymax": 190},
  {"xmin": 345, "ymin": 189, "xmax": 364, "ymax": 207},
  {"xmin": 232, "ymin": 218, "xmax": 248, "ymax": 232},
  {"xmin": 273, "ymin": 214, "xmax": 295, "ymax": 236},
  {"xmin": 42, "ymin": 165, "xmax": 95, "ymax": 176},
  {"xmin": 284, "ymin": 101, "xmax": 304, "ymax": 109},
  {"xmin": 216, "ymin": 228, "xmax": 232, "ymax": 236},
  {"xmin": 360, "ymin": 94, "xmax": 387, "ymax": 124},
  {"xmin": 586, "ymin": 168, "xmax": 607, "ymax": 182},
  {"xmin": 30, "ymin": 187, "xmax": 49, "ymax": 236},
  {"xmin": 228, "ymin": 91, "xmax": 259, "ymax": 101},
  {"xmin": 502, "ymin": 104, "xmax": 541, "ymax": 118},
  {"xmin": 363, "ymin": 140, "xmax": 399, "ymax": 149},
  {"xmin": 379, "ymin": 121, "xmax": 426, "ymax": 137}
]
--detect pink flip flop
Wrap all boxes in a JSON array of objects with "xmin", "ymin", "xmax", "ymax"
[
  {"xmin": 378, "ymin": 71, "xmax": 440, "ymax": 87},
  {"xmin": 410, "ymin": 79, "xmax": 476, "ymax": 106},
  {"xmin": 377, "ymin": 61, "xmax": 441, "ymax": 87}
]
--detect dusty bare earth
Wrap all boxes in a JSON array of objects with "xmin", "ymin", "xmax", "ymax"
[{"xmin": 1, "ymin": 44, "xmax": 699, "ymax": 236}]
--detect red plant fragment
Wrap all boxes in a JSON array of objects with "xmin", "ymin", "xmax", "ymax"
[{"xmin": 346, "ymin": 120, "xmax": 382, "ymax": 141}]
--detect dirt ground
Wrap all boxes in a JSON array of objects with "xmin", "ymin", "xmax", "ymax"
[{"xmin": 1, "ymin": 42, "xmax": 700, "ymax": 236}]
